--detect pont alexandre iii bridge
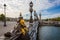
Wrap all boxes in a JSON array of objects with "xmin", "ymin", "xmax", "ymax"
[
  {"xmin": 0, "ymin": 1, "xmax": 60, "ymax": 40},
  {"xmin": 0, "ymin": 1, "xmax": 40, "ymax": 40}
]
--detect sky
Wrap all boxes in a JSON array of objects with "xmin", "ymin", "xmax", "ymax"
[{"xmin": 0, "ymin": 0, "xmax": 60, "ymax": 19}]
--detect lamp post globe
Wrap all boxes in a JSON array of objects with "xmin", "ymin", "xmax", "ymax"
[
  {"xmin": 4, "ymin": 4, "xmax": 6, "ymax": 7},
  {"xmin": 29, "ymin": 1, "xmax": 33, "ymax": 7}
]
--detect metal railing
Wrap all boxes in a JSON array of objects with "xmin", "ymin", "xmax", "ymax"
[
  {"xmin": 0, "ymin": 21, "xmax": 39, "ymax": 40},
  {"xmin": 29, "ymin": 21, "xmax": 38, "ymax": 40}
]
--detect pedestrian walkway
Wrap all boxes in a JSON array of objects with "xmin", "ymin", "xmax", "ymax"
[
  {"xmin": 0, "ymin": 21, "xmax": 29, "ymax": 40},
  {"xmin": 0, "ymin": 21, "xmax": 16, "ymax": 36}
]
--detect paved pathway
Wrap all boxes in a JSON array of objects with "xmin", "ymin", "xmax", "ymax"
[
  {"xmin": 0, "ymin": 21, "xmax": 17, "ymax": 36},
  {"xmin": 0, "ymin": 21, "xmax": 29, "ymax": 36},
  {"xmin": 0, "ymin": 21, "xmax": 29, "ymax": 40}
]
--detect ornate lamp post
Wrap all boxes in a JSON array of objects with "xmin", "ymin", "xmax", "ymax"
[
  {"xmin": 17, "ymin": 12, "xmax": 23, "ymax": 23},
  {"xmin": 19, "ymin": 12, "xmax": 22, "ymax": 19},
  {"xmin": 39, "ymin": 12, "xmax": 42, "ymax": 24},
  {"xmin": 34, "ymin": 10, "xmax": 38, "ymax": 21},
  {"xmin": 29, "ymin": 1, "xmax": 33, "ymax": 23},
  {"xmin": 39, "ymin": 13, "xmax": 41, "ymax": 21},
  {"xmin": 4, "ymin": 4, "xmax": 6, "ymax": 26},
  {"xmin": 18, "ymin": 12, "xmax": 22, "ymax": 20}
]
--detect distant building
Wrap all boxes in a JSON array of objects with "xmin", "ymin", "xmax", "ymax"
[{"xmin": 6, "ymin": 17, "xmax": 17, "ymax": 21}]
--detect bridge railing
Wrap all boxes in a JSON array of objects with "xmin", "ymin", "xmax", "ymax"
[{"xmin": 28, "ymin": 21, "xmax": 38, "ymax": 40}]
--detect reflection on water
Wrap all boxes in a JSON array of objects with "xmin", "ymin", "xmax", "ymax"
[{"xmin": 39, "ymin": 26, "xmax": 60, "ymax": 40}]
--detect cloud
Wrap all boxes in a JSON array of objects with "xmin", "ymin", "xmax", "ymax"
[
  {"xmin": 42, "ymin": 5, "xmax": 60, "ymax": 15},
  {"xmin": 42, "ymin": 13, "xmax": 60, "ymax": 19},
  {"xmin": 48, "ymin": 0, "xmax": 60, "ymax": 5},
  {"xmin": 0, "ymin": 0, "xmax": 60, "ymax": 19},
  {"xmin": 40, "ymin": 0, "xmax": 60, "ymax": 19}
]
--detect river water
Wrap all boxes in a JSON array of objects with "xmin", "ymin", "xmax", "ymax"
[{"xmin": 39, "ymin": 26, "xmax": 60, "ymax": 40}]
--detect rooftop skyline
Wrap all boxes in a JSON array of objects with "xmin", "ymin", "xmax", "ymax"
[{"xmin": 0, "ymin": 0, "xmax": 60, "ymax": 19}]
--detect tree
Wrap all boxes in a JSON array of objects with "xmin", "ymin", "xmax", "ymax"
[
  {"xmin": 0, "ymin": 14, "xmax": 5, "ymax": 21},
  {"xmin": 44, "ymin": 17, "xmax": 60, "ymax": 21}
]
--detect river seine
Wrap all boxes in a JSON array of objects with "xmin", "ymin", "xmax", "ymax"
[{"xmin": 39, "ymin": 26, "xmax": 60, "ymax": 40}]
